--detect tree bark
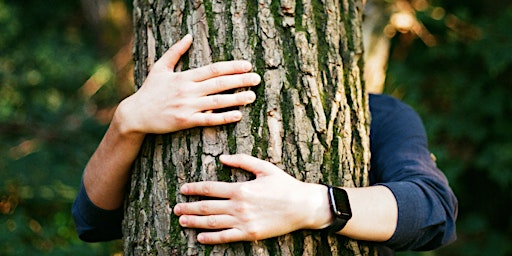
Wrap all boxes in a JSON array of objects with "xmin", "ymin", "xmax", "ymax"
[
  {"xmin": 362, "ymin": 0, "xmax": 391, "ymax": 94},
  {"xmin": 123, "ymin": 0, "xmax": 373, "ymax": 255}
]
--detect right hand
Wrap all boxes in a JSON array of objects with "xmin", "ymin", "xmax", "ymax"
[
  {"xmin": 114, "ymin": 34, "xmax": 261, "ymax": 136},
  {"xmin": 173, "ymin": 154, "xmax": 331, "ymax": 244}
]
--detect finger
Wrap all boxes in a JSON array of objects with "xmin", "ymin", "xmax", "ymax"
[
  {"xmin": 180, "ymin": 181, "xmax": 236, "ymax": 198},
  {"xmin": 184, "ymin": 60, "xmax": 254, "ymax": 82},
  {"xmin": 178, "ymin": 215, "xmax": 236, "ymax": 231},
  {"xmin": 197, "ymin": 229, "xmax": 246, "ymax": 244},
  {"xmin": 219, "ymin": 154, "xmax": 278, "ymax": 177},
  {"xmin": 174, "ymin": 200, "xmax": 232, "ymax": 216},
  {"xmin": 196, "ymin": 73, "xmax": 261, "ymax": 95},
  {"xmin": 195, "ymin": 91, "xmax": 256, "ymax": 111},
  {"xmin": 156, "ymin": 34, "xmax": 193, "ymax": 71},
  {"xmin": 188, "ymin": 110, "xmax": 243, "ymax": 127}
]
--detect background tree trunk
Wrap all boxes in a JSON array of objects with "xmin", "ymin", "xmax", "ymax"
[
  {"xmin": 123, "ymin": 0, "xmax": 373, "ymax": 255},
  {"xmin": 362, "ymin": 0, "xmax": 391, "ymax": 94}
]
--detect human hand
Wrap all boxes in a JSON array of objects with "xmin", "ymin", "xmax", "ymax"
[
  {"xmin": 114, "ymin": 34, "xmax": 261, "ymax": 135},
  {"xmin": 173, "ymin": 154, "xmax": 331, "ymax": 244}
]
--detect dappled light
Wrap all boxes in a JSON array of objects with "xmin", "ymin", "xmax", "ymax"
[
  {"xmin": 0, "ymin": 0, "xmax": 130, "ymax": 254},
  {"xmin": 1, "ymin": 0, "xmax": 511, "ymax": 255}
]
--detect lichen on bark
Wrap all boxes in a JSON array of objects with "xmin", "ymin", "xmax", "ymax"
[{"xmin": 124, "ymin": 0, "xmax": 373, "ymax": 255}]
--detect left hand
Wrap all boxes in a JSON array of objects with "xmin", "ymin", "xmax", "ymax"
[
  {"xmin": 173, "ymin": 154, "xmax": 330, "ymax": 244},
  {"xmin": 115, "ymin": 34, "xmax": 260, "ymax": 136}
]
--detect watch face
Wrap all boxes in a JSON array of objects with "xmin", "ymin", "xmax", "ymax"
[{"xmin": 330, "ymin": 187, "xmax": 352, "ymax": 219}]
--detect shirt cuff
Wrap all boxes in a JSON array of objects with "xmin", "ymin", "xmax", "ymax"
[{"xmin": 72, "ymin": 181, "xmax": 124, "ymax": 242}]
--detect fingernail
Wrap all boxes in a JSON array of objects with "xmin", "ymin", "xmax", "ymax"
[
  {"xmin": 180, "ymin": 185, "xmax": 188, "ymax": 194},
  {"xmin": 243, "ymin": 61, "xmax": 252, "ymax": 71},
  {"xmin": 179, "ymin": 216, "xmax": 188, "ymax": 226},
  {"xmin": 183, "ymin": 34, "xmax": 192, "ymax": 41},
  {"xmin": 246, "ymin": 91, "xmax": 256, "ymax": 103},
  {"xmin": 231, "ymin": 111, "xmax": 242, "ymax": 121},
  {"xmin": 220, "ymin": 154, "xmax": 235, "ymax": 163},
  {"xmin": 252, "ymin": 74, "xmax": 261, "ymax": 84}
]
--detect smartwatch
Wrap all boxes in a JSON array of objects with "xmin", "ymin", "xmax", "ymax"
[{"xmin": 323, "ymin": 185, "xmax": 352, "ymax": 232}]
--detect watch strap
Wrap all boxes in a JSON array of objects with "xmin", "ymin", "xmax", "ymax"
[
  {"xmin": 323, "ymin": 185, "xmax": 351, "ymax": 233},
  {"xmin": 324, "ymin": 213, "xmax": 348, "ymax": 232}
]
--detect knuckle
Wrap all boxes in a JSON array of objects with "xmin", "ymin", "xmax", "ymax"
[
  {"xmin": 199, "ymin": 203, "xmax": 209, "ymax": 214},
  {"xmin": 181, "ymin": 216, "xmax": 193, "ymax": 226},
  {"xmin": 243, "ymin": 75, "xmax": 254, "ymax": 85},
  {"xmin": 171, "ymin": 72, "xmax": 183, "ymax": 82},
  {"xmin": 206, "ymin": 216, "xmax": 218, "ymax": 228},
  {"xmin": 177, "ymin": 203, "xmax": 188, "ymax": 212},
  {"xmin": 173, "ymin": 90, "xmax": 184, "ymax": 99},
  {"xmin": 169, "ymin": 100, "xmax": 185, "ymax": 110},
  {"xmin": 218, "ymin": 232, "xmax": 229, "ymax": 244},
  {"xmin": 211, "ymin": 95, "xmax": 222, "ymax": 106},
  {"xmin": 202, "ymin": 115, "xmax": 217, "ymax": 126},
  {"xmin": 232, "ymin": 62, "xmax": 243, "ymax": 72},
  {"xmin": 223, "ymin": 114, "xmax": 233, "ymax": 124},
  {"xmin": 201, "ymin": 183, "xmax": 213, "ymax": 195},
  {"xmin": 233, "ymin": 203, "xmax": 246, "ymax": 214},
  {"xmin": 238, "ymin": 91, "xmax": 252, "ymax": 103},
  {"xmin": 200, "ymin": 234, "xmax": 212, "ymax": 244},
  {"xmin": 215, "ymin": 78, "xmax": 227, "ymax": 89},
  {"xmin": 172, "ymin": 113, "xmax": 188, "ymax": 124},
  {"xmin": 173, "ymin": 87, "xmax": 187, "ymax": 98},
  {"xmin": 245, "ymin": 224, "xmax": 261, "ymax": 240},
  {"xmin": 237, "ymin": 184, "xmax": 251, "ymax": 199},
  {"xmin": 166, "ymin": 97, "xmax": 192, "ymax": 114},
  {"xmin": 209, "ymin": 64, "xmax": 221, "ymax": 76}
]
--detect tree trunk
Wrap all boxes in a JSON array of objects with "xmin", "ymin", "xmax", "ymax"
[
  {"xmin": 123, "ymin": 0, "xmax": 373, "ymax": 254},
  {"xmin": 362, "ymin": 0, "xmax": 391, "ymax": 94}
]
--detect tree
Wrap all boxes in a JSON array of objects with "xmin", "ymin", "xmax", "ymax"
[
  {"xmin": 362, "ymin": 0, "xmax": 391, "ymax": 94},
  {"xmin": 122, "ymin": 0, "xmax": 373, "ymax": 255}
]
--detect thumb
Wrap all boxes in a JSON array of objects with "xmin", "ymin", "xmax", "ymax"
[
  {"xmin": 157, "ymin": 34, "xmax": 193, "ymax": 71},
  {"xmin": 219, "ymin": 154, "xmax": 279, "ymax": 177}
]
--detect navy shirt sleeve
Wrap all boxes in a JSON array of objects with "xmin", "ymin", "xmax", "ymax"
[
  {"xmin": 368, "ymin": 94, "xmax": 458, "ymax": 251},
  {"xmin": 72, "ymin": 93, "xmax": 458, "ymax": 250},
  {"xmin": 72, "ymin": 181, "xmax": 123, "ymax": 242}
]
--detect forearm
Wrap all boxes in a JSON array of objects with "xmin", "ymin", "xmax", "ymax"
[
  {"xmin": 83, "ymin": 105, "xmax": 145, "ymax": 210},
  {"xmin": 173, "ymin": 154, "xmax": 399, "ymax": 244},
  {"xmin": 338, "ymin": 185, "xmax": 397, "ymax": 241},
  {"xmin": 307, "ymin": 184, "xmax": 398, "ymax": 242},
  {"xmin": 73, "ymin": 35, "xmax": 264, "ymax": 242}
]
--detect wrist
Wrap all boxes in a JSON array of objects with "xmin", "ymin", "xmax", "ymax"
[
  {"xmin": 302, "ymin": 183, "xmax": 332, "ymax": 230},
  {"xmin": 113, "ymin": 98, "xmax": 146, "ymax": 138}
]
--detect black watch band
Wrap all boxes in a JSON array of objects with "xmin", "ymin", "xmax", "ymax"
[{"xmin": 323, "ymin": 185, "xmax": 352, "ymax": 233}]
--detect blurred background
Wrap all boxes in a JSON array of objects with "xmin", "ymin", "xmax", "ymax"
[{"xmin": 0, "ymin": 0, "xmax": 510, "ymax": 255}]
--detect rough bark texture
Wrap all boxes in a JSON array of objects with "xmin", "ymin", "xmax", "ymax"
[{"xmin": 123, "ymin": 0, "xmax": 373, "ymax": 255}]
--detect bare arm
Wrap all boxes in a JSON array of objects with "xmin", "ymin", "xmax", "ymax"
[
  {"xmin": 82, "ymin": 119, "xmax": 145, "ymax": 210},
  {"xmin": 82, "ymin": 35, "xmax": 261, "ymax": 210},
  {"xmin": 173, "ymin": 154, "xmax": 397, "ymax": 244},
  {"xmin": 171, "ymin": 94, "xmax": 457, "ymax": 249},
  {"xmin": 340, "ymin": 185, "xmax": 397, "ymax": 241}
]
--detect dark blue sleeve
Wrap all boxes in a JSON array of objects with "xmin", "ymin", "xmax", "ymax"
[
  {"xmin": 72, "ymin": 181, "xmax": 123, "ymax": 242},
  {"xmin": 368, "ymin": 94, "xmax": 458, "ymax": 251}
]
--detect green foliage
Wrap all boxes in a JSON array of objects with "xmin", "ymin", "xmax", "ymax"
[
  {"xmin": 0, "ymin": 0, "xmax": 129, "ymax": 254},
  {"xmin": 385, "ymin": 1, "xmax": 512, "ymax": 255},
  {"xmin": 1, "ymin": 0, "xmax": 510, "ymax": 254}
]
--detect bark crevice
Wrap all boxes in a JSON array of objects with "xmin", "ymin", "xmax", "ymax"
[{"xmin": 124, "ymin": 0, "xmax": 373, "ymax": 255}]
